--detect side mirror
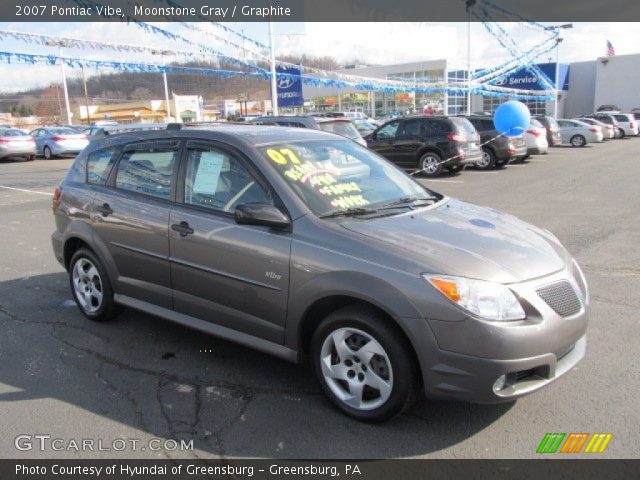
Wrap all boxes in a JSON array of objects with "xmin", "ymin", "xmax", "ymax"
[{"xmin": 235, "ymin": 203, "xmax": 291, "ymax": 230}]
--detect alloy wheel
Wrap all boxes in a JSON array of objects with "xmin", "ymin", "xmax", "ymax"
[
  {"xmin": 420, "ymin": 155, "xmax": 440, "ymax": 174},
  {"xmin": 477, "ymin": 150, "xmax": 491, "ymax": 168},
  {"xmin": 319, "ymin": 327, "xmax": 393, "ymax": 411},
  {"xmin": 72, "ymin": 258, "xmax": 104, "ymax": 313}
]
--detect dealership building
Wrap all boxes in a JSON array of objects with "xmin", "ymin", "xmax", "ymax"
[{"xmin": 301, "ymin": 53, "xmax": 640, "ymax": 118}]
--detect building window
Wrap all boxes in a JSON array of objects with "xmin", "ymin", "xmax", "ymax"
[{"xmin": 447, "ymin": 70, "xmax": 468, "ymax": 115}]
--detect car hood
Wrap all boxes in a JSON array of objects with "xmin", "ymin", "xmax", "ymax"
[{"xmin": 340, "ymin": 198, "xmax": 568, "ymax": 284}]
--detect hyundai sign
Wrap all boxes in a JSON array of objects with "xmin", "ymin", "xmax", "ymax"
[
  {"xmin": 276, "ymin": 65, "xmax": 304, "ymax": 108},
  {"xmin": 489, "ymin": 63, "xmax": 570, "ymax": 91}
]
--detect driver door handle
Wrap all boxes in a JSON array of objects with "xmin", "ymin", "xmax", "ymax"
[{"xmin": 171, "ymin": 221, "xmax": 194, "ymax": 237}]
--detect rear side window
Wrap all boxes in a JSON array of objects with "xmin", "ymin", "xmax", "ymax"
[
  {"xmin": 451, "ymin": 117, "xmax": 478, "ymax": 137},
  {"xmin": 115, "ymin": 144, "xmax": 178, "ymax": 200},
  {"xmin": 87, "ymin": 148, "xmax": 119, "ymax": 186},
  {"xmin": 399, "ymin": 119, "xmax": 422, "ymax": 137},
  {"xmin": 424, "ymin": 119, "xmax": 451, "ymax": 134}
]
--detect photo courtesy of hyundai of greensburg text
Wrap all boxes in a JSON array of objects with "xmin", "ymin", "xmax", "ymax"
[{"xmin": 0, "ymin": 0, "xmax": 638, "ymax": 479}]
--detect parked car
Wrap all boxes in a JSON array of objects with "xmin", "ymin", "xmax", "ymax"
[
  {"xmin": 556, "ymin": 119, "xmax": 604, "ymax": 147},
  {"xmin": 366, "ymin": 116, "xmax": 482, "ymax": 176},
  {"xmin": 342, "ymin": 111, "xmax": 380, "ymax": 126},
  {"xmin": 250, "ymin": 116, "xmax": 367, "ymax": 147},
  {"xmin": 30, "ymin": 127, "xmax": 89, "ymax": 159},
  {"xmin": 52, "ymin": 124, "xmax": 588, "ymax": 422},
  {"xmin": 0, "ymin": 128, "xmax": 36, "ymax": 161},
  {"xmin": 608, "ymin": 113, "xmax": 638, "ymax": 138},
  {"xmin": 524, "ymin": 119, "xmax": 549, "ymax": 156},
  {"xmin": 586, "ymin": 114, "xmax": 621, "ymax": 139},
  {"xmin": 466, "ymin": 115, "xmax": 527, "ymax": 168},
  {"xmin": 534, "ymin": 116, "xmax": 562, "ymax": 147},
  {"xmin": 575, "ymin": 117, "xmax": 615, "ymax": 140},
  {"xmin": 596, "ymin": 104, "xmax": 620, "ymax": 112}
]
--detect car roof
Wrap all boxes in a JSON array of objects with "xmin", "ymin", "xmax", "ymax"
[{"xmin": 86, "ymin": 124, "xmax": 343, "ymax": 151}]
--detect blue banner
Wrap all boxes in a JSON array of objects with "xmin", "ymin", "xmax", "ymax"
[
  {"xmin": 276, "ymin": 65, "xmax": 304, "ymax": 108},
  {"xmin": 489, "ymin": 62, "xmax": 570, "ymax": 91}
]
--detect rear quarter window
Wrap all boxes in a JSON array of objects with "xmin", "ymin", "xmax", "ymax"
[
  {"xmin": 614, "ymin": 115, "xmax": 629, "ymax": 122},
  {"xmin": 87, "ymin": 148, "xmax": 119, "ymax": 186}
]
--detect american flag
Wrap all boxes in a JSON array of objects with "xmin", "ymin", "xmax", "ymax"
[{"xmin": 607, "ymin": 40, "xmax": 616, "ymax": 57}]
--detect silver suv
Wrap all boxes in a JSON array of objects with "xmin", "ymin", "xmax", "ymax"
[{"xmin": 52, "ymin": 124, "xmax": 588, "ymax": 422}]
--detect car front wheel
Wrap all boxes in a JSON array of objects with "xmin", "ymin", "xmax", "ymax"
[
  {"xmin": 43, "ymin": 146, "xmax": 53, "ymax": 159},
  {"xmin": 311, "ymin": 306, "xmax": 420, "ymax": 422}
]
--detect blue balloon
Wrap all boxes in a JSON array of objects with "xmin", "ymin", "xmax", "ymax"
[{"xmin": 493, "ymin": 101, "xmax": 531, "ymax": 137}]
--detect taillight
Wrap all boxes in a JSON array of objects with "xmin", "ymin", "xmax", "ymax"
[
  {"xmin": 51, "ymin": 136, "xmax": 64, "ymax": 142},
  {"xmin": 630, "ymin": 123, "xmax": 636, "ymax": 129},
  {"xmin": 589, "ymin": 128, "xmax": 599, "ymax": 134},
  {"xmin": 606, "ymin": 125, "xmax": 613, "ymax": 130},
  {"xmin": 53, "ymin": 185, "xmax": 62, "ymax": 210},
  {"xmin": 507, "ymin": 145, "xmax": 516, "ymax": 155},
  {"xmin": 0, "ymin": 138, "xmax": 9, "ymax": 143},
  {"xmin": 527, "ymin": 129, "xmax": 542, "ymax": 137},
  {"xmin": 447, "ymin": 133, "xmax": 465, "ymax": 142}
]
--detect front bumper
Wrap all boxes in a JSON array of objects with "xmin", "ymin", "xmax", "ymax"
[
  {"xmin": 403, "ymin": 267, "xmax": 588, "ymax": 403},
  {"xmin": 527, "ymin": 146, "xmax": 548, "ymax": 155}
]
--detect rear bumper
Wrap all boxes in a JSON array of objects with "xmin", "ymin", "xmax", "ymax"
[
  {"xmin": 459, "ymin": 149, "xmax": 482, "ymax": 165},
  {"xmin": 0, "ymin": 146, "xmax": 36, "ymax": 157},
  {"xmin": 527, "ymin": 146, "xmax": 548, "ymax": 155},
  {"xmin": 51, "ymin": 231, "xmax": 65, "ymax": 267}
]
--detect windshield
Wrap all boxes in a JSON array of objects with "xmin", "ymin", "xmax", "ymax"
[
  {"xmin": 260, "ymin": 139, "xmax": 436, "ymax": 216},
  {"xmin": 317, "ymin": 121, "xmax": 362, "ymax": 140}
]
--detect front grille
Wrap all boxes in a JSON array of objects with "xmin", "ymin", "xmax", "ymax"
[{"xmin": 536, "ymin": 281, "xmax": 582, "ymax": 317}]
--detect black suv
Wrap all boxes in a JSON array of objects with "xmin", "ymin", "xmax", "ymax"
[
  {"xmin": 365, "ymin": 116, "xmax": 482, "ymax": 177},
  {"xmin": 466, "ymin": 116, "xmax": 527, "ymax": 169}
]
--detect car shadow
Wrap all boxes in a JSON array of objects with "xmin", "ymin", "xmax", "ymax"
[{"xmin": 0, "ymin": 272, "xmax": 513, "ymax": 458}]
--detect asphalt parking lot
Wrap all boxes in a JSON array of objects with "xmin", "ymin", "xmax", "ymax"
[{"xmin": 0, "ymin": 139, "xmax": 638, "ymax": 460}]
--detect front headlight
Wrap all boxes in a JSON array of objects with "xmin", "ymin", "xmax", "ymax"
[{"xmin": 422, "ymin": 274, "xmax": 526, "ymax": 321}]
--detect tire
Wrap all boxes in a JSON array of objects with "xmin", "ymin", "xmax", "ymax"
[
  {"xmin": 310, "ymin": 306, "xmax": 421, "ymax": 422},
  {"xmin": 43, "ymin": 146, "xmax": 53, "ymax": 159},
  {"xmin": 447, "ymin": 164, "xmax": 463, "ymax": 174},
  {"xmin": 476, "ymin": 147, "xmax": 496, "ymax": 170},
  {"xmin": 570, "ymin": 135, "xmax": 586, "ymax": 147},
  {"xmin": 26, "ymin": 155, "xmax": 35, "ymax": 161},
  {"xmin": 69, "ymin": 248, "xmax": 121, "ymax": 322},
  {"xmin": 418, "ymin": 152, "xmax": 443, "ymax": 177},
  {"xmin": 494, "ymin": 159, "xmax": 508, "ymax": 168}
]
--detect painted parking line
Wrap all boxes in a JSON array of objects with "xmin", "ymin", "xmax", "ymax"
[{"xmin": 0, "ymin": 185, "xmax": 54, "ymax": 196}]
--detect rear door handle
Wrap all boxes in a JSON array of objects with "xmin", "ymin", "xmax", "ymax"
[
  {"xmin": 96, "ymin": 203, "xmax": 113, "ymax": 217},
  {"xmin": 171, "ymin": 221, "xmax": 194, "ymax": 237}
]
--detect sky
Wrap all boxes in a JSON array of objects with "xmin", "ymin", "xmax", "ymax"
[{"xmin": 0, "ymin": 21, "xmax": 639, "ymax": 93}]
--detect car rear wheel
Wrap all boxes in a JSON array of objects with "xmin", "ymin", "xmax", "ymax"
[
  {"xmin": 418, "ymin": 152, "xmax": 443, "ymax": 177},
  {"xmin": 618, "ymin": 128, "xmax": 626, "ymax": 139},
  {"xmin": 570, "ymin": 135, "xmax": 586, "ymax": 147},
  {"xmin": 43, "ymin": 146, "xmax": 53, "ymax": 159},
  {"xmin": 476, "ymin": 147, "xmax": 496, "ymax": 170},
  {"xmin": 69, "ymin": 248, "xmax": 120, "ymax": 322},
  {"xmin": 310, "ymin": 306, "xmax": 420, "ymax": 422}
]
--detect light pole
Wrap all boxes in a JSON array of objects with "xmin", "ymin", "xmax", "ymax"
[
  {"xmin": 153, "ymin": 49, "xmax": 173, "ymax": 121},
  {"xmin": 544, "ymin": 24, "xmax": 573, "ymax": 119},
  {"xmin": 49, "ymin": 43, "xmax": 72, "ymax": 125},
  {"xmin": 268, "ymin": 21, "xmax": 278, "ymax": 116},
  {"xmin": 465, "ymin": 0, "xmax": 476, "ymax": 116}
]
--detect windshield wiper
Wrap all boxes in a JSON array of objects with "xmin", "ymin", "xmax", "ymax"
[
  {"xmin": 318, "ymin": 207, "xmax": 379, "ymax": 219},
  {"xmin": 376, "ymin": 195, "xmax": 439, "ymax": 211}
]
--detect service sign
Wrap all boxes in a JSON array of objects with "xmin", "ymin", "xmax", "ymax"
[
  {"xmin": 276, "ymin": 65, "xmax": 304, "ymax": 107},
  {"xmin": 489, "ymin": 62, "xmax": 570, "ymax": 91}
]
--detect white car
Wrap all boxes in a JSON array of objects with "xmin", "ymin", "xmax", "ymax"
[
  {"xmin": 343, "ymin": 111, "xmax": 380, "ymax": 126},
  {"xmin": 576, "ymin": 118, "xmax": 615, "ymax": 140},
  {"xmin": 557, "ymin": 119, "xmax": 604, "ymax": 147},
  {"xmin": 610, "ymin": 113, "xmax": 639, "ymax": 137},
  {"xmin": 524, "ymin": 119, "xmax": 549, "ymax": 155}
]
